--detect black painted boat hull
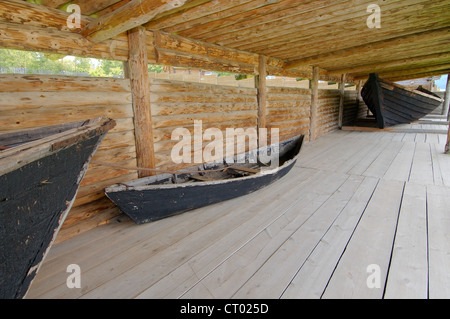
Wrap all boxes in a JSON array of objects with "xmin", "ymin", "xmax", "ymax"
[
  {"xmin": 105, "ymin": 135, "xmax": 304, "ymax": 224},
  {"xmin": 361, "ymin": 73, "xmax": 443, "ymax": 129},
  {"xmin": 0, "ymin": 117, "xmax": 115, "ymax": 299}
]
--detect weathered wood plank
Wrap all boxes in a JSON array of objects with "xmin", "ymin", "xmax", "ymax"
[
  {"xmin": 409, "ymin": 142, "xmax": 434, "ymax": 185},
  {"xmin": 255, "ymin": 55, "xmax": 267, "ymax": 130},
  {"xmin": 384, "ymin": 182, "xmax": 428, "ymax": 299},
  {"xmin": 82, "ymin": 0, "xmax": 190, "ymax": 42},
  {"xmin": 180, "ymin": 171, "xmax": 350, "ymax": 299},
  {"xmin": 127, "ymin": 27, "xmax": 155, "ymax": 177},
  {"xmin": 427, "ymin": 185, "xmax": 450, "ymax": 299},
  {"xmin": 322, "ymin": 179, "xmax": 404, "ymax": 299},
  {"xmin": 309, "ymin": 67, "xmax": 319, "ymax": 141},
  {"xmin": 230, "ymin": 174, "xmax": 363, "ymax": 299},
  {"xmin": 282, "ymin": 176, "xmax": 379, "ymax": 299}
]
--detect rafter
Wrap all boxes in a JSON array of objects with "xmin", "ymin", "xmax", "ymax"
[
  {"xmin": 81, "ymin": 0, "xmax": 190, "ymax": 43},
  {"xmin": 327, "ymin": 52, "xmax": 450, "ymax": 76},
  {"xmin": 354, "ymin": 64, "xmax": 450, "ymax": 81},
  {"xmin": 285, "ymin": 27, "xmax": 450, "ymax": 69},
  {"xmin": 385, "ymin": 69, "xmax": 450, "ymax": 82}
]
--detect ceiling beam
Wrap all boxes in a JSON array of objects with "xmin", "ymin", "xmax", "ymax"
[
  {"xmin": 285, "ymin": 27, "xmax": 450, "ymax": 69},
  {"xmin": 81, "ymin": 0, "xmax": 190, "ymax": 43},
  {"xmin": 327, "ymin": 52, "xmax": 450, "ymax": 76},
  {"xmin": 69, "ymin": 0, "xmax": 123, "ymax": 16},
  {"xmin": 385, "ymin": 70, "xmax": 450, "ymax": 82},
  {"xmin": 354, "ymin": 64, "xmax": 450, "ymax": 81}
]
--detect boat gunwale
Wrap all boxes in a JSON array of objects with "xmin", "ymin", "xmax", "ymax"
[
  {"xmin": 105, "ymin": 134, "xmax": 305, "ymax": 193},
  {"xmin": 0, "ymin": 117, "xmax": 116, "ymax": 176},
  {"xmin": 379, "ymin": 78, "xmax": 444, "ymax": 103}
]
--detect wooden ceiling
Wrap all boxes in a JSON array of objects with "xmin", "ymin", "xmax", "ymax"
[{"xmin": 13, "ymin": 0, "xmax": 450, "ymax": 81}]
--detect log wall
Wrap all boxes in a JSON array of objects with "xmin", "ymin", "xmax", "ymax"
[
  {"xmin": 0, "ymin": 74, "xmax": 138, "ymax": 242},
  {"xmin": 149, "ymin": 78, "xmax": 258, "ymax": 171},
  {"xmin": 0, "ymin": 74, "xmax": 353, "ymax": 242},
  {"xmin": 342, "ymin": 90, "xmax": 359, "ymax": 126},
  {"xmin": 316, "ymin": 89, "xmax": 341, "ymax": 138},
  {"xmin": 266, "ymin": 86, "xmax": 311, "ymax": 142}
]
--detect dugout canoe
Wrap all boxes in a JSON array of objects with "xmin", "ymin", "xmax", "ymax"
[
  {"xmin": 105, "ymin": 134, "xmax": 304, "ymax": 225},
  {"xmin": 361, "ymin": 73, "xmax": 443, "ymax": 128},
  {"xmin": 0, "ymin": 117, "xmax": 115, "ymax": 299}
]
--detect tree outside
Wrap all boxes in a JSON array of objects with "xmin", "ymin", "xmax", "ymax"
[{"xmin": 0, "ymin": 49, "xmax": 163, "ymax": 78}]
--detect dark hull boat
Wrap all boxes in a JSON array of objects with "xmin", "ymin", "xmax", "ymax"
[
  {"xmin": 361, "ymin": 73, "xmax": 443, "ymax": 129},
  {"xmin": 105, "ymin": 134, "xmax": 304, "ymax": 225},
  {"xmin": 0, "ymin": 117, "xmax": 115, "ymax": 299}
]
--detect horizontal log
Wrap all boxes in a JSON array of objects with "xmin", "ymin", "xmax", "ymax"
[
  {"xmin": 156, "ymin": 31, "xmax": 258, "ymax": 66},
  {"xmin": 151, "ymin": 102, "xmax": 257, "ymax": 116},
  {"xmin": 0, "ymin": 75, "xmax": 131, "ymax": 93},
  {"xmin": 266, "ymin": 86, "xmax": 311, "ymax": 95},
  {"xmin": 267, "ymin": 107, "xmax": 310, "ymax": 116},
  {"xmin": 149, "ymin": 91, "xmax": 257, "ymax": 104},
  {"xmin": 152, "ymin": 110, "xmax": 258, "ymax": 129},
  {"xmin": 91, "ymin": 145, "xmax": 137, "ymax": 163},
  {"xmin": 0, "ymin": 105, "xmax": 133, "ymax": 131},
  {"xmin": 82, "ymin": 0, "xmax": 190, "ymax": 42},
  {"xmin": 0, "ymin": 91, "xmax": 132, "ymax": 109},
  {"xmin": 74, "ymin": 172, "xmax": 138, "ymax": 207},
  {"xmin": 152, "ymin": 119, "xmax": 258, "ymax": 142},
  {"xmin": 149, "ymin": 78, "xmax": 257, "ymax": 95},
  {"xmin": 267, "ymin": 101, "xmax": 311, "ymax": 109},
  {"xmin": 156, "ymin": 48, "xmax": 257, "ymax": 75},
  {"xmin": 0, "ymin": 21, "xmax": 129, "ymax": 61}
]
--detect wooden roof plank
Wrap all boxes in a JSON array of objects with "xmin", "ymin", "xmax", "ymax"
[
  {"xmin": 285, "ymin": 27, "xmax": 450, "ymax": 69},
  {"xmin": 70, "ymin": 0, "xmax": 123, "ymax": 16},
  {"xmin": 217, "ymin": 0, "xmax": 446, "ymax": 55},
  {"xmin": 81, "ymin": 0, "xmax": 191, "ymax": 43},
  {"xmin": 327, "ymin": 52, "xmax": 450, "ymax": 76},
  {"xmin": 240, "ymin": 1, "xmax": 450, "ymax": 59}
]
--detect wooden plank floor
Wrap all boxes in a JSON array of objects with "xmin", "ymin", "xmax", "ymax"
[{"xmin": 27, "ymin": 128, "xmax": 450, "ymax": 299}]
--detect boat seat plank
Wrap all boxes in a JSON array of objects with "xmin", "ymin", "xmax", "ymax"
[{"xmin": 228, "ymin": 165, "xmax": 260, "ymax": 174}]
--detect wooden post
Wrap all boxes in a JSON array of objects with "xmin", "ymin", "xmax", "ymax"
[
  {"xmin": 338, "ymin": 73, "xmax": 347, "ymax": 129},
  {"xmin": 446, "ymin": 124, "xmax": 450, "ymax": 154},
  {"xmin": 309, "ymin": 66, "xmax": 319, "ymax": 141},
  {"xmin": 443, "ymin": 74, "xmax": 450, "ymax": 119},
  {"xmin": 444, "ymin": 74, "xmax": 450, "ymax": 154},
  {"xmin": 255, "ymin": 55, "xmax": 267, "ymax": 132},
  {"xmin": 127, "ymin": 27, "xmax": 155, "ymax": 177}
]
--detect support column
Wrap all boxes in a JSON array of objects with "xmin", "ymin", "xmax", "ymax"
[
  {"xmin": 446, "ymin": 124, "xmax": 450, "ymax": 154},
  {"xmin": 443, "ymin": 74, "xmax": 450, "ymax": 119},
  {"xmin": 309, "ymin": 66, "xmax": 319, "ymax": 141},
  {"xmin": 127, "ymin": 26, "xmax": 155, "ymax": 177},
  {"xmin": 444, "ymin": 74, "xmax": 450, "ymax": 154},
  {"xmin": 338, "ymin": 73, "xmax": 347, "ymax": 129},
  {"xmin": 255, "ymin": 55, "xmax": 267, "ymax": 132}
]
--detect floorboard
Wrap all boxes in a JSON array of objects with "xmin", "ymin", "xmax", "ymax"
[{"xmin": 26, "ymin": 123, "xmax": 450, "ymax": 300}]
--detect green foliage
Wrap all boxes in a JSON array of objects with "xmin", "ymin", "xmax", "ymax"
[
  {"xmin": 148, "ymin": 64, "xmax": 164, "ymax": 73},
  {"xmin": 0, "ymin": 49, "xmax": 123, "ymax": 78}
]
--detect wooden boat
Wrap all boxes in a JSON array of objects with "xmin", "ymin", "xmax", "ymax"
[
  {"xmin": 361, "ymin": 73, "xmax": 443, "ymax": 128},
  {"xmin": 0, "ymin": 117, "xmax": 115, "ymax": 299},
  {"xmin": 105, "ymin": 134, "xmax": 304, "ymax": 225}
]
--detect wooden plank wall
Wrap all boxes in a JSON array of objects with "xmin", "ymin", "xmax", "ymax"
[
  {"xmin": 0, "ymin": 74, "xmax": 354, "ymax": 242},
  {"xmin": 0, "ymin": 74, "xmax": 138, "ymax": 242},
  {"xmin": 316, "ymin": 89, "xmax": 341, "ymax": 138},
  {"xmin": 342, "ymin": 90, "xmax": 359, "ymax": 126},
  {"xmin": 266, "ymin": 86, "xmax": 311, "ymax": 142},
  {"xmin": 149, "ymin": 78, "xmax": 258, "ymax": 171}
]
